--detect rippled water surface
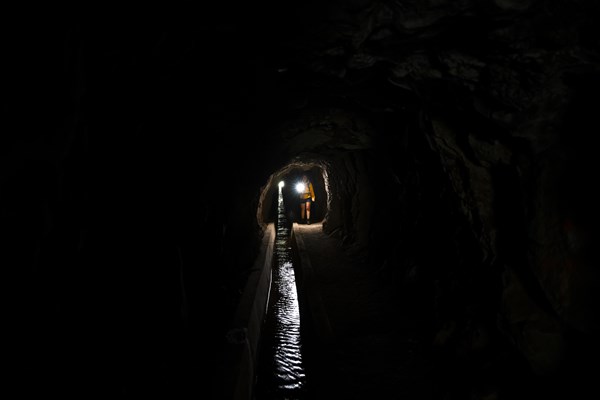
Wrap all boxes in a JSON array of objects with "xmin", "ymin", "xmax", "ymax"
[{"xmin": 257, "ymin": 187, "xmax": 306, "ymax": 398}]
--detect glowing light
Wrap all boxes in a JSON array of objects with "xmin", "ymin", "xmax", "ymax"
[
  {"xmin": 295, "ymin": 182, "xmax": 305, "ymax": 193},
  {"xmin": 278, "ymin": 181, "xmax": 285, "ymax": 188}
]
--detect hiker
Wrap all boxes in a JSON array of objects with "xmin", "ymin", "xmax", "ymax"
[{"xmin": 297, "ymin": 174, "xmax": 315, "ymax": 224}]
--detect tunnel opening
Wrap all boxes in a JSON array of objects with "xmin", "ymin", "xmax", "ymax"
[{"xmin": 258, "ymin": 162, "xmax": 330, "ymax": 227}]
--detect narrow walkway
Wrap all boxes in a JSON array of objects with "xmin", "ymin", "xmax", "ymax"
[{"xmin": 293, "ymin": 223, "xmax": 432, "ymax": 399}]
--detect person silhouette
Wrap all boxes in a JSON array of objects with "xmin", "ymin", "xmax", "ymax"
[{"xmin": 297, "ymin": 174, "xmax": 315, "ymax": 224}]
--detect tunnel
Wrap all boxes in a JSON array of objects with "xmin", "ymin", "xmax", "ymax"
[
  {"xmin": 4, "ymin": 2, "xmax": 600, "ymax": 399},
  {"xmin": 258, "ymin": 163, "xmax": 329, "ymax": 226}
]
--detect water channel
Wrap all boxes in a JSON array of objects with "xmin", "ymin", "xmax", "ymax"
[{"xmin": 256, "ymin": 185, "xmax": 307, "ymax": 399}]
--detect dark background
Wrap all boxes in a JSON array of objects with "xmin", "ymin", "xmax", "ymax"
[{"xmin": 3, "ymin": 2, "xmax": 600, "ymax": 399}]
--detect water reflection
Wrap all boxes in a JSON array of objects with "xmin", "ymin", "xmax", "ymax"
[
  {"xmin": 273, "ymin": 260, "xmax": 305, "ymax": 390},
  {"xmin": 261, "ymin": 186, "xmax": 306, "ymax": 397}
]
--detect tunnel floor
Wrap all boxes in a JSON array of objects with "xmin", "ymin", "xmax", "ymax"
[
  {"xmin": 289, "ymin": 223, "xmax": 433, "ymax": 399},
  {"xmin": 274, "ymin": 223, "xmax": 588, "ymax": 400}
]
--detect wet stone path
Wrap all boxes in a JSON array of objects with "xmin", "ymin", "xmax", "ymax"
[{"xmin": 293, "ymin": 223, "xmax": 432, "ymax": 400}]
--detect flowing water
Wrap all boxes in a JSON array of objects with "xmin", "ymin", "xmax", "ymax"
[{"xmin": 256, "ymin": 187, "xmax": 307, "ymax": 399}]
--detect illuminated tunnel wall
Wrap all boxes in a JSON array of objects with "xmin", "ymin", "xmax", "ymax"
[{"xmin": 258, "ymin": 163, "xmax": 329, "ymax": 226}]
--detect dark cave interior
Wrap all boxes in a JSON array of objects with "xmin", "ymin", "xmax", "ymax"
[{"xmin": 3, "ymin": 1, "xmax": 600, "ymax": 399}]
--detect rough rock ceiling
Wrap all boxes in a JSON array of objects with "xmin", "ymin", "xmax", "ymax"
[{"xmin": 267, "ymin": 0, "xmax": 600, "ymax": 150}]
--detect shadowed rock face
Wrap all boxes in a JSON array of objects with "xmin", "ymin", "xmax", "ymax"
[{"xmin": 3, "ymin": 2, "xmax": 600, "ymax": 398}]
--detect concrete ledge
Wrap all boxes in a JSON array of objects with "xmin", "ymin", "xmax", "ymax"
[{"xmin": 216, "ymin": 223, "xmax": 275, "ymax": 400}]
